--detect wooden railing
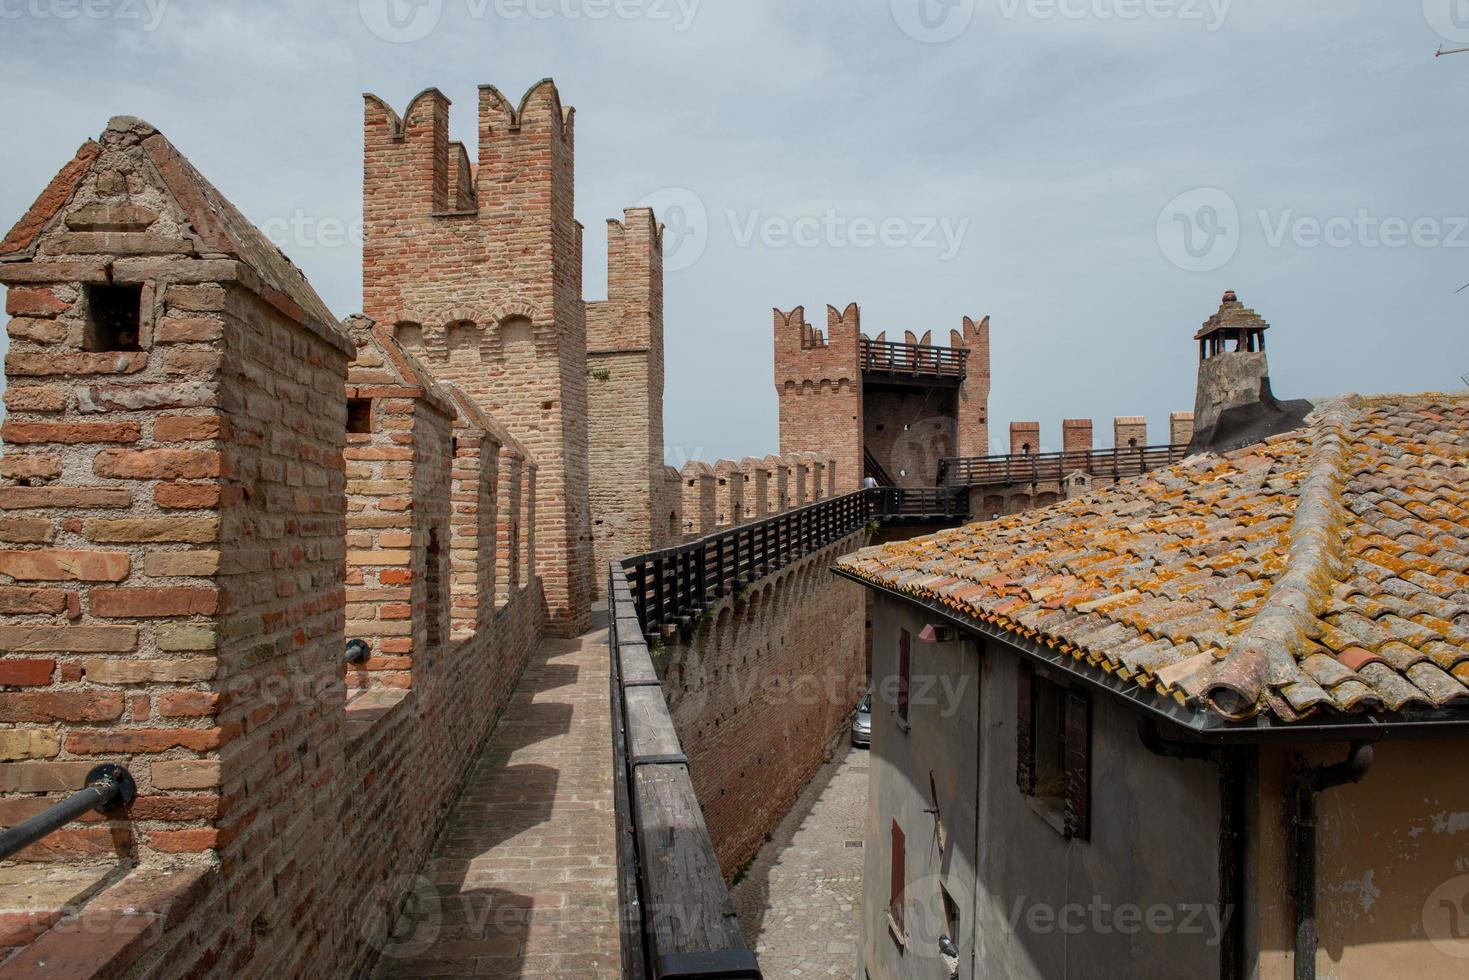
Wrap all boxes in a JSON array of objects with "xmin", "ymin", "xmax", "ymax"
[
  {"xmin": 609, "ymin": 486, "xmax": 968, "ymax": 977},
  {"xmin": 860, "ymin": 338, "xmax": 968, "ymax": 381},
  {"xmin": 936, "ymin": 443, "xmax": 1190, "ymax": 487},
  {"xmin": 610, "ymin": 563, "xmax": 760, "ymax": 980},
  {"xmin": 623, "ymin": 487, "xmax": 966, "ymax": 636}
]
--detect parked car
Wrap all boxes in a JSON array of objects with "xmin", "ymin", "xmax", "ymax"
[{"xmin": 851, "ymin": 690, "xmax": 872, "ymax": 748}]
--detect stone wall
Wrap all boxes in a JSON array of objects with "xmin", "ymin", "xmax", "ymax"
[
  {"xmin": 0, "ymin": 117, "xmax": 545, "ymax": 980},
  {"xmin": 659, "ymin": 530, "xmax": 871, "ymax": 878}
]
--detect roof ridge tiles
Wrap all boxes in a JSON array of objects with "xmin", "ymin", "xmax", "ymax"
[{"xmin": 1201, "ymin": 396, "xmax": 1359, "ymax": 720}]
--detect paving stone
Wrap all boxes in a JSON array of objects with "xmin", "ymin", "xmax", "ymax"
[{"xmin": 730, "ymin": 746, "xmax": 867, "ymax": 978}]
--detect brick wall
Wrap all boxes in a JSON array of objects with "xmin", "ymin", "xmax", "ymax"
[
  {"xmin": 661, "ymin": 531, "xmax": 870, "ymax": 878},
  {"xmin": 1114, "ymin": 415, "xmax": 1148, "ymax": 448},
  {"xmin": 774, "ymin": 305, "xmax": 862, "ymax": 494},
  {"xmin": 1010, "ymin": 420, "xmax": 1041, "ymax": 455},
  {"xmin": 362, "ymin": 81, "xmax": 591, "ymax": 636},
  {"xmin": 587, "ymin": 209, "xmax": 666, "ymax": 589},
  {"xmin": 0, "ymin": 117, "xmax": 545, "ymax": 979},
  {"xmin": 955, "ymin": 315, "xmax": 991, "ymax": 457},
  {"xmin": 680, "ymin": 461, "xmax": 715, "ymax": 539},
  {"xmin": 713, "ymin": 460, "xmax": 743, "ymax": 527}
]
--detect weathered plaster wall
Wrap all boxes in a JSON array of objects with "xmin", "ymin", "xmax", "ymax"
[{"xmin": 857, "ymin": 593, "xmax": 1225, "ymax": 980}]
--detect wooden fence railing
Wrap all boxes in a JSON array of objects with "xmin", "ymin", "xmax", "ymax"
[
  {"xmin": 622, "ymin": 487, "xmax": 966, "ymax": 636},
  {"xmin": 609, "ymin": 485, "xmax": 968, "ymax": 977},
  {"xmin": 936, "ymin": 443, "xmax": 1190, "ymax": 487},
  {"xmin": 610, "ymin": 562, "xmax": 760, "ymax": 980},
  {"xmin": 859, "ymin": 338, "xmax": 968, "ymax": 381}
]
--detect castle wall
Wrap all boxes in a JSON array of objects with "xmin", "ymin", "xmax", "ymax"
[
  {"xmin": 660, "ymin": 530, "xmax": 870, "ymax": 879},
  {"xmin": 863, "ymin": 386, "xmax": 958, "ymax": 487},
  {"xmin": 587, "ymin": 209, "xmax": 666, "ymax": 590},
  {"xmin": 362, "ymin": 82, "xmax": 591, "ymax": 636},
  {"xmin": 955, "ymin": 315, "xmax": 991, "ymax": 458},
  {"xmin": 775, "ymin": 305, "xmax": 862, "ymax": 494},
  {"xmin": 0, "ymin": 119, "xmax": 544, "ymax": 980}
]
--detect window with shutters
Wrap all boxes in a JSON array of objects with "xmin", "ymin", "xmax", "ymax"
[
  {"xmin": 896, "ymin": 629, "xmax": 912, "ymax": 728},
  {"xmin": 1016, "ymin": 665, "xmax": 1091, "ymax": 839},
  {"xmin": 888, "ymin": 820, "xmax": 907, "ymax": 936}
]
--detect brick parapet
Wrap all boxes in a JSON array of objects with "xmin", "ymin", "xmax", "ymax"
[{"xmin": 0, "ymin": 116, "xmax": 545, "ymax": 980}]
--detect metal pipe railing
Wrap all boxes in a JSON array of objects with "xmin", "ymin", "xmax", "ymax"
[{"xmin": 0, "ymin": 764, "xmax": 135, "ymax": 861}]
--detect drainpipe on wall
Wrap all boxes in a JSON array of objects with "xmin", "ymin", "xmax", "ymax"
[
  {"xmin": 1137, "ymin": 720, "xmax": 1246, "ymax": 980},
  {"xmin": 1289, "ymin": 742, "xmax": 1374, "ymax": 980}
]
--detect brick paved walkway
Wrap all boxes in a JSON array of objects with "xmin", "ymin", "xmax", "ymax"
[
  {"xmin": 375, "ymin": 619, "xmax": 620, "ymax": 978},
  {"xmin": 731, "ymin": 745, "xmax": 868, "ymax": 978}
]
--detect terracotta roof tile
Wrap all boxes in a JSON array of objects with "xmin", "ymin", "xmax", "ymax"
[{"xmin": 837, "ymin": 393, "xmax": 1469, "ymax": 723}]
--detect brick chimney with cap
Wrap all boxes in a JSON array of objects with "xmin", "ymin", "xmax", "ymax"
[{"xmin": 1188, "ymin": 291, "xmax": 1312, "ymax": 453}]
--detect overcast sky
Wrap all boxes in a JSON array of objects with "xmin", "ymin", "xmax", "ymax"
[{"xmin": 2, "ymin": 0, "xmax": 1466, "ymax": 462}]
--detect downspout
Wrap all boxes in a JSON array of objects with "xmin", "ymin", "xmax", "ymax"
[
  {"xmin": 1137, "ymin": 720, "xmax": 1246, "ymax": 980},
  {"xmin": 1290, "ymin": 742, "xmax": 1374, "ymax": 980}
]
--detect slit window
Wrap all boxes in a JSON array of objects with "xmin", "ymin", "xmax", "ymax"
[
  {"xmin": 347, "ymin": 399, "xmax": 373, "ymax": 434},
  {"xmin": 83, "ymin": 284, "xmax": 143, "ymax": 352}
]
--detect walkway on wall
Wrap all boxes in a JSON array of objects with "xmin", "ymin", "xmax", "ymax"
[{"xmin": 374, "ymin": 614, "xmax": 620, "ymax": 979}]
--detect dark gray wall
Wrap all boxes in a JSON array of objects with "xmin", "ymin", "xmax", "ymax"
[{"xmin": 858, "ymin": 591, "xmax": 1228, "ymax": 980}]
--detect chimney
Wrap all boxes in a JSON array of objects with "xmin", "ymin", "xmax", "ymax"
[{"xmin": 1188, "ymin": 291, "xmax": 1311, "ymax": 453}]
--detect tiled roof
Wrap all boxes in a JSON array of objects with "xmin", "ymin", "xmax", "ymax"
[{"xmin": 837, "ymin": 393, "xmax": 1469, "ymax": 723}]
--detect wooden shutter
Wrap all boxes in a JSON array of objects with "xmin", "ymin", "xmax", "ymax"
[
  {"xmin": 1063, "ymin": 690, "xmax": 1092, "ymax": 840},
  {"xmin": 898, "ymin": 629, "xmax": 911, "ymax": 724},
  {"xmin": 1016, "ymin": 665, "xmax": 1035, "ymax": 794},
  {"xmin": 889, "ymin": 821, "xmax": 906, "ymax": 929}
]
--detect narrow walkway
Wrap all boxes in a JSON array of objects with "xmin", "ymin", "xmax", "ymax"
[
  {"xmin": 731, "ymin": 745, "xmax": 868, "ymax": 977},
  {"xmin": 375, "ymin": 616, "xmax": 620, "ymax": 979}
]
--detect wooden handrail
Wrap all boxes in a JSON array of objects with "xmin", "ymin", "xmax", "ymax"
[
  {"xmin": 937, "ymin": 443, "xmax": 1190, "ymax": 487},
  {"xmin": 859, "ymin": 339, "xmax": 968, "ymax": 380}
]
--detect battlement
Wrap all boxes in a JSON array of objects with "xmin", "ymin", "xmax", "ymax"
[
  {"xmin": 588, "ymin": 207, "xmax": 663, "ymax": 354},
  {"xmin": 362, "ymin": 80, "xmax": 572, "ymax": 218},
  {"xmin": 994, "ymin": 414, "xmax": 1192, "ymax": 454}
]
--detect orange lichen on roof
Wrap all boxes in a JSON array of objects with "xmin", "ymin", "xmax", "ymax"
[{"xmin": 837, "ymin": 393, "xmax": 1469, "ymax": 723}]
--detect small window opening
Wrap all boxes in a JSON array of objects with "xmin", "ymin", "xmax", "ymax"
[
  {"xmin": 1128, "ymin": 438, "xmax": 1139, "ymax": 448},
  {"xmin": 83, "ymin": 284, "xmax": 143, "ymax": 352},
  {"xmin": 347, "ymin": 399, "xmax": 373, "ymax": 434}
]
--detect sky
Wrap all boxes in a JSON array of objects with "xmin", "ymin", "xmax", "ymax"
[{"xmin": 1, "ymin": 0, "xmax": 1466, "ymax": 464}]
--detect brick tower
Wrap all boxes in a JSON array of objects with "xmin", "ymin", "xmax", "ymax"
[
  {"xmin": 587, "ymin": 208, "xmax": 668, "ymax": 591},
  {"xmin": 775, "ymin": 304, "xmax": 990, "ymax": 489},
  {"xmin": 361, "ymin": 81, "xmax": 591, "ymax": 634}
]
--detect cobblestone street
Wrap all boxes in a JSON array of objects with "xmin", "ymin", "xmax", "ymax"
[{"xmin": 731, "ymin": 745, "xmax": 868, "ymax": 978}]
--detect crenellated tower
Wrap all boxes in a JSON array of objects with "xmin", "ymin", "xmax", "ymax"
[
  {"xmin": 774, "ymin": 304, "xmax": 863, "ymax": 492},
  {"xmin": 587, "ymin": 208, "xmax": 669, "ymax": 586},
  {"xmin": 776, "ymin": 304, "xmax": 990, "ymax": 489},
  {"xmin": 361, "ymin": 80, "xmax": 591, "ymax": 634}
]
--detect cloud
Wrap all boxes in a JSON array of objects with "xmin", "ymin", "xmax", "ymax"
[{"xmin": 1, "ymin": 0, "xmax": 1465, "ymax": 459}]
